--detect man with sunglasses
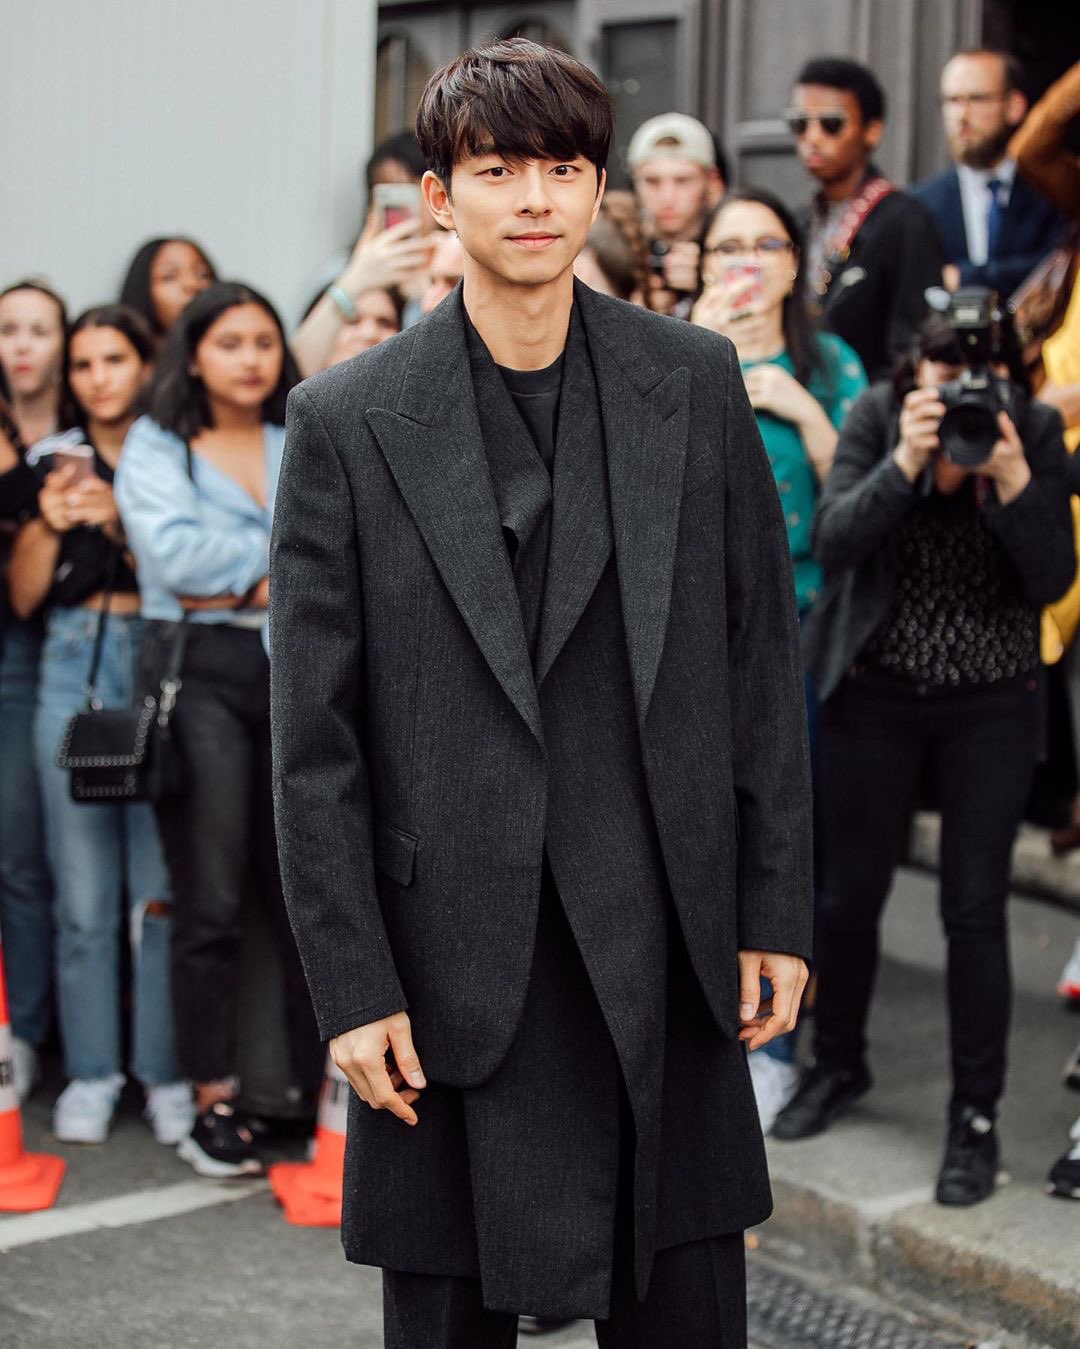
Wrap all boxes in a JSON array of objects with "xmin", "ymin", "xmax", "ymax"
[
  {"xmin": 913, "ymin": 50, "xmax": 1065, "ymax": 301},
  {"xmin": 790, "ymin": 56, "xmax": 943, "ymax": 381}
]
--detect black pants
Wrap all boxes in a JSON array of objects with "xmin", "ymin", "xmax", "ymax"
[
  {"xmin": 382, "ymin": 1232, "xmax": 747, "ymax": 1348},
  {"xmin": 142, "ymin": 623, "xmax": 321, "ymax": 1089},
  {"xmin": 813, "ymin": 670, "xmax": 1041, "ymax": 1116}
]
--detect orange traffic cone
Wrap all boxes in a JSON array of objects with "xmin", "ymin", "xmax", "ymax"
[
  {"xmin": 0, "ymin": 936, "xmax": 65, "ymax": 1212},
  {"xmin": 268, "ymin": 1053, "xmax": 348, "ymax": 1226}
]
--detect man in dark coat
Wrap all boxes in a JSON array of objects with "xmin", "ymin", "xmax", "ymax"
[
  {"xmin": 270, "ymin": 38, "xmax": 812, "ymax": 1349},
  {"xmin": 913, "ymin": 50, "xmax": 1066, "ymax": 301},
  {"xmin": 789, "ymin": 56, "xmax": 944, "ymax": 382}
]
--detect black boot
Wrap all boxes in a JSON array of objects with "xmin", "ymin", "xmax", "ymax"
[
  {"xmin": 1046, "ymin": 1116, "xmax": 1080, "ymax": 1200},
  {"xmin": 771, "ymin": 1062, "xmax": 872, "ymax": 1140},
  {"xmin": 935, "ymin": 1106, "xmax": 1000, "ymax": 1206}
]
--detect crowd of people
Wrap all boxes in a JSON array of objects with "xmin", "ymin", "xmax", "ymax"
[{"xmin": 1, "ymin": 48, "xmax": 1078, "ymax": 1206}]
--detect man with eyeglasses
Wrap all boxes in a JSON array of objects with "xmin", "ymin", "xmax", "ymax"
[
  {"xmin": 789, "ymin": 56, "xmax": 943, "ymax": 381},
  {"xmin": 913, "ymin": 50, "xmax": 1066, "ymax": 301}
]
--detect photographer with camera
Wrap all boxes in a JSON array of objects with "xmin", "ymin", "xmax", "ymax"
[{"xmin": 773, "ymin": 288, "xmax": 1075, "ymax": 1208}]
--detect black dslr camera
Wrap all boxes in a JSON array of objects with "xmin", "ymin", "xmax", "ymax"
[{"xmin": 935, "ymin": 288, "xmax": 1022, "ymax": 467}]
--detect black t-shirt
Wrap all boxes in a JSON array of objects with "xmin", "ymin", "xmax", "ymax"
[
  {"xmin": 496, "ymin": 354, "xmax": 566, "ymax": 473},
  {"xmin": 31, "ymin": 445, "xmax": 139, "ymax": 607}
]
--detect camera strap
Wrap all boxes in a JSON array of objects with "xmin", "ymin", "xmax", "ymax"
[{"xmin": 809, "ymin": 175, "xmax": 895, "ymax": 304}]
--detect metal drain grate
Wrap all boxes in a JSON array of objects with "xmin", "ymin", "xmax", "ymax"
[{"xmin": 747, "ymin": 1262, "xmax": 959, "ymax": 1349}]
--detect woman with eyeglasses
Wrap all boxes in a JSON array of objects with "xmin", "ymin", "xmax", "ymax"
[{"xmin": 692, "ymin": 188, "xmax": 867, "ymax": 1133}]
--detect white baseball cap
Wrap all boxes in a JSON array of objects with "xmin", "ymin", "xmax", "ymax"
[{"xmin": 626, "ymin": 113, "xmax": 717, "ymax": 172}]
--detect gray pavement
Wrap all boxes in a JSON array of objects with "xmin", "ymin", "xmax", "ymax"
[{"xmin": 1, "ymin": 865, "xmax": 1076, "ymax": 1347}]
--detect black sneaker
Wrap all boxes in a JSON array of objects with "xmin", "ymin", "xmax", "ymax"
[
  {"xmin": 1046, "ymin": 1117, "xmax": 1080, "ymax": 1200},
  {"xmin": 935, "ymin": 1106, "xmax": 1001, "ymax": 1206},
  {"xmin": 177, "ymin": 1101, "xmax": 263, "ymax": 1178},
  {"xmin": 771, "ymin": 1063, "xmax": 872, "ymax": 1140}
]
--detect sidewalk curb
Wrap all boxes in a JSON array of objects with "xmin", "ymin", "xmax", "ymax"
[
  {"xmin": 760, "ymin": 1170, "xmax": 1080, "ymax": 1348},
  {"xmin": 910, "ymin": 813, "xmax": 1080, "ymax": 917}
]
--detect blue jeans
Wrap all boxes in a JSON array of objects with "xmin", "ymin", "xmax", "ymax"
[
  {"xmin": 34, "ymin": 607, "xmax": 178, "ymax": 1085},
  {"xmin": 0, "ymin": 620, "xmax": 54, "ymax": 1046}
]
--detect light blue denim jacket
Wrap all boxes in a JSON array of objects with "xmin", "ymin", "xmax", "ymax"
[{"xmin": 114, "ymin": 415, "xmax": 284, "ymax": 626}]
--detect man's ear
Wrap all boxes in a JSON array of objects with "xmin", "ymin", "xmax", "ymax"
[
  {"xmin": 1005, "ymin": 88, "xmax": 1028, "ymax": 130},
  {"xmin": 591, "ymin": 167, "xmax": 607, "ymax": 225},
  {"xmin": 422, "ymin": 169, "xmax": 455, "ymax": 231},
  {"xmin": 863, "ymin": 118, "xmax": 884, "ymax": 153}
]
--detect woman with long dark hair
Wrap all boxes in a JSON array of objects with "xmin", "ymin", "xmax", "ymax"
[
  {"xmin": 10, "ymin": 305, "xmax": 191, "ymax": 1143},
  {"xmin": 773, "ymin": 309, "xmax": 1075, "ymax": 1206},
  {"xmin": 0, "ymin": 279, "xmax": 68, "ymax": 1100},
  {"xmin": 115, "ymin": 282, "xmax": 320, "ymax": 1177},
  {"xmin": 691, "ymin": 188, "xmax": 867, "ymax": 1131},
  {"xmin": 118, "ymin": 238, "xmax": 217, "ymax": 341}
]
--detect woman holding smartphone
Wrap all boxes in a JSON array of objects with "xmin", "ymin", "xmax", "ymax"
[
  {"xmin": 115, "ymin": 282, "xmax": 321, "ymax": 1178},
  {"xmin": 0, "ymin": 279, "xmax": 68, "ymax": 1101},
  {"xmin": 10, "ymin": 305, "xmax": 193, "ymax": 1145},
  {"xmin": 691, "ymin": 189, "xmax": 867, "ymax": 1132}
]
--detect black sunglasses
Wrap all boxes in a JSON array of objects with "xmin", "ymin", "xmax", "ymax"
[{"xmin": 785, "ymin": 110, "xmax": 850, "ymax": 138}]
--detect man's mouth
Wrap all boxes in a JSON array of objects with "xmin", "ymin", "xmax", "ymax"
[{"xmin": 509, "ymin": 234, "xmax": 559, "ymax": 250}]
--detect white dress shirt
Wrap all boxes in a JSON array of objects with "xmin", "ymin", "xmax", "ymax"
[{"xmin": 956, "ymin": 158, "xmax": 1016, "ymax": 266}]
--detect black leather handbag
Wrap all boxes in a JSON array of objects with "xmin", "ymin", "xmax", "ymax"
[{"xmin": 55, "ymin": 554, "xmax": 188, "ymax": 803}]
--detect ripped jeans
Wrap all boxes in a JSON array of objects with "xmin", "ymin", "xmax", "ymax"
[{"xmin": 34, "ymin": 606, "xmax": 178, "ymax": 1086}]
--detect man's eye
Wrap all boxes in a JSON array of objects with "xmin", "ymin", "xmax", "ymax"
[
  {"xmin": 553, "ymin": 165, "xmax": 576, "ymax": 177},
  {"xmin": 485, "ymin": 166, "xmax": 508, "ymax": 178}
]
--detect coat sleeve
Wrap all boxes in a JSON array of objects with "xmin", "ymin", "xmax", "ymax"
[
  {"xmin": 812, "ymin": 385, "xmax": 918, "ymax": 575},
  {"xmin": 982, "ymin": 402, "xmax": 1076, "ymax": 607},
  {"xmin": 883, "ymin": 199, "xmax": 945, "ymax": 371},
  {"xmin": 718, "ymin": 343, "xmax": 813, "ymax": 959},
  {"xmin": 269, "ymin": 385, "xmax": 406, "ymax": 1041}
]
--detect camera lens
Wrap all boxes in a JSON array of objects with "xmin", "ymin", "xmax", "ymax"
[{"xmin": 940, "ymin": 401, "xmax": 997, "ymax": 467}]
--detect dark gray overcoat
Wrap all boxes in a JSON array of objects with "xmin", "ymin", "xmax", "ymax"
[{"xmin": 269, "ymin": 281, "xmax": 813, "ymax": 1316}]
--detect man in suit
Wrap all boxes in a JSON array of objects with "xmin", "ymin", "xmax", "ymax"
[
  {"xmin": 914, "ymin": 51, "xmax": 1065, "ymax": 302},
  {"xmin": 790, "ymin": 57, "xmax": 944, "ymax": 382},
  {"xmin": 270, "ymin": 38, "xmax": 812, "ymax": 1349}
]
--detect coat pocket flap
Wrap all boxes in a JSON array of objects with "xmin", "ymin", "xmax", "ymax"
[{"xmin": 373, "ymin": 820, "xmax": 418, "ymax": 886}]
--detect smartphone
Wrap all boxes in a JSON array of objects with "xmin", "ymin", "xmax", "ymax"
[
  {"xmin": 722, "ymin": 261, "xmax": 764, "ymax": 315},
  {"xmin": 373, "ymin": 182, "xmax": 422, "ymax": 232},
  {"xmin": 52, "ymin": 445, "xmax": 97, "ymax": 483}
]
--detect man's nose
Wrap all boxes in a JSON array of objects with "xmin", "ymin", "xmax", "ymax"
[{"xmin": 518, "ymin": 166, "xmax": 552, "ymax": 214}]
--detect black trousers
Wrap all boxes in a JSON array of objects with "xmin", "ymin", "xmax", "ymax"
[
  {"xmin": 813, "ymin": 670, "xmax": 1041, "ymax": 1116},
  {"xmin": 382, "ymin": 1232, "xmax": 747, "ymax": 1349},
  {"xmin": 141, "ymin": 623, "xmax": 321, "ymax": 1089}
]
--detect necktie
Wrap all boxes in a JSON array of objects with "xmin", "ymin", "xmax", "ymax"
[{"xmin": 986, "ymin": 178, "xmax": 1005, "ymax": 261}]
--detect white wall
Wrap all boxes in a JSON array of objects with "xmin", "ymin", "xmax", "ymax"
[{"xmin": 0, "ymin": 0, "xmax": 377, "ymax": 326}]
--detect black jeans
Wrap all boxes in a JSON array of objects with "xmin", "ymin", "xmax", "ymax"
[
  {"xmin": 382, "ymin": 1232, "xmax": 747, "ymax": 1348},
  {"xmin": 141, "ymin": 622, "xmax": 321, "ymax": 1089},
  {"xmin": 813, "ymin": 669, "xmax": 1041, "ymax": 1117}
]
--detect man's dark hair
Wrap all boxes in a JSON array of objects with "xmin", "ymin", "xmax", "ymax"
[
  {"xmin": 796, "ymin": 56, "xmax": 887, "ymax": 125},
  {"xmin": 148, "ymin": 281, "xmax": 299, "ymax": 441},
  {"xmin": 365, "ymin": 131, "xmax": 428, "ymax": 190},
  {"xmin": 415, "ymin": 38, "xmax": 613, "ymax": 190}
]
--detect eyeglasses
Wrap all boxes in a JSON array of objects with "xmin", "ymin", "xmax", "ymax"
[
  {"xmin": 785, "ymin": 109, "xmax": 849, "ymax": 138},
  {"xmin": 704, "ymin": 237, "xmax": 794, "ymax": 258},
  {"xmin": 939, "ymin": 92, "xmax": 1007, "ymax": 109}
]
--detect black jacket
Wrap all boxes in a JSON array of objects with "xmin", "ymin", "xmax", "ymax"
[
  {"xmin": 805, "ymin": 185, "xmax": 945, "ymax": 382},
  {"xmin": 269, "ymin": 281, "xmax": 813, "ymax": 1083},
  {"xmin": 805, "ymin": 382, "xmax": 1075, "ymax": 699},
  {"xmin": 912, "ymin": 166, "xmax": 1067, "ymax": 300}
]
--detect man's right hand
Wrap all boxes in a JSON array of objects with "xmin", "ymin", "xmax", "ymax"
[
  {"xmin": 893, "ymin": 385, "xmax": 945, "ymax": 482},
  {"xmin": 330, "ymin": 1011, "xmax": 426, "ymax": 1126}
]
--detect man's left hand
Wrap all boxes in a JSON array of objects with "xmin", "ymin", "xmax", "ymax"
[{"xmin": 737, "ymin": 950, "xmax": 809, "ymax": 1051}]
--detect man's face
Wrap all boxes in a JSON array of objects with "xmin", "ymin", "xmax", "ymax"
[
  {"xmin": 633, "ymin": 159, "xmax": 719, "ymax": 242},
  {"xmin": 423, "ymin": 153, "xmax": 604, "ymax": 291},
  {"xmin": 940, "ymin": 54, "xmax": 1025, "ymax": 169},
  {"xmin": 790, "ymin": 85, "xmax": 880, "ymax": 188}
]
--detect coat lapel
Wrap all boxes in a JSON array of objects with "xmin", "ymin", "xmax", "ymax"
[
  {"xmin": 365, "ymin": 289, "xmax": 543, "ymax": 746},
  {"xmin": 576, "ymin": 284, "xmax": 690, "ymax": 726},
  {"xmin": 535, "ymin": 306, "xmax": 613, "ymax": 686}
]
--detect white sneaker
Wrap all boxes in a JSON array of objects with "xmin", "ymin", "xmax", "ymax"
[
  {"xmin": 52, "ymin": 1074, "xmax": 125, "ymax": 1144},
  {"xmin": 749, "ymin": 1052, "xmax": 801, "ymax": 1135},
  {"xmin": 1058, "ymin": 937, "xmax": 1080, "ymax": 1002},
  {"xmin": 11, "ymin": 1037, "xmax": 39, "ymax": 1102},
  {"xmin": 144, "ymin": 1081, "xmax": 196, "ymax": 1145}
]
